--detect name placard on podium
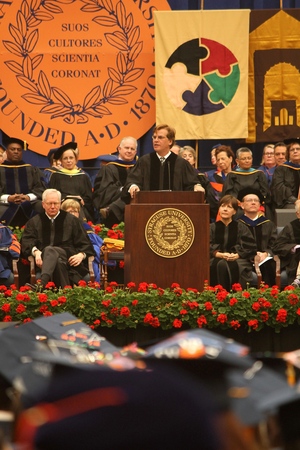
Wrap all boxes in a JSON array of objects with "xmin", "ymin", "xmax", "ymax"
[{"xmin": 124, "ymin": 191, "xmax": 210, "ymax": 291}]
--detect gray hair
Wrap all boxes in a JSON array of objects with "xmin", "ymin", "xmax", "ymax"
[
  {"xmin": 236, "ymin": 147, "xmax": 253, "ymax": 159},
  {"xmin": 119, "ymin": 136, "xmax": 138, "ymax": 149},
  {"xmin": 179, "ymin": 146, "xmax": 196, "ymax": 159},
  {"xmin": 42, "ymin": 189, "xmax": 61, "ymax": 202}
]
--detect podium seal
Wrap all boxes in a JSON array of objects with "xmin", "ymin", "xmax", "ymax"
[{"xmin": 145, "ymin": 208, "xmax": 195, "ymax": 258}]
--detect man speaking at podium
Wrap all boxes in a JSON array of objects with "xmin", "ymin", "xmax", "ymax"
[{"xmin": 122, "ymin": 124, "xmax": 205, "ymax": 201}]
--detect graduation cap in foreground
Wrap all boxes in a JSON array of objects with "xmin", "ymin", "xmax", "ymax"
[
  {"xmin": 144, "ymin": 329, "xmax": 292, "ymax": 425},
  {"xmin": 254, "ymin": 373, "xmax": 300, "ymax": 448},
  {"xmin": 0, "ymin": 312, "xmax": 120, "ymax": 404},
  {"xmin": 14, "ymin": 359, "xmax": 221, "ymax": 450}
]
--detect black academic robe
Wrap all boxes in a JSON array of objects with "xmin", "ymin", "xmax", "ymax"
[
  {"xmin": 273, "ymin": 219, "xmax": 300, "ymax": 283},
  {"xmin": 210, "ymin": 220, "xmax": 257, "ymax": 287},
  {"xmin": 93, "ymin": 160, "xmax": 135, "ymax": 221},
  {"xmin": 239, "ymin": 215, "xmax": 277, "ymax": 286},
  {"xmin": 238, "ymin": 215, "xmax": 277, "ymax": 253},
  {"xmin": 121, "ymin": 152, "xmax": 201, "ymax": 203},
  {"xmin": 271, "ymin": 163, "xmax": 300, "ymax": 208},
  {"xmin": 0, "ymin": 161, "xmax": 45, "ymax": 226},
  {"xmin": 21, "ymin": 210, "xmax": 95, "ymax": 282},
  {"xmin": 46, "ymin": 168, "xmax": 94, "ymax": 222},
  {"xmin": 222, "ymin": 169, "xmax": 273, "ymax": 219},
  {"xmin": 198, "ymin": 172, "xmax": 220, "ymax": 222}
]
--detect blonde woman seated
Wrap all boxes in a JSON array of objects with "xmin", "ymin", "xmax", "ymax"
[
  {"xmin": 61, "ymin": 199, "xmax": 102, "ymax": 283},
  {"xmin": 210, "ymin": 195, "xmax": 257, "ymax": 290},
  {"xmin": 45, "ymin": 142, "xmax": 95, "ymax": 222}
]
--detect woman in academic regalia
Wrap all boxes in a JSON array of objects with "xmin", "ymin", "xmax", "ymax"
[
  {"xmin": 222, "ymin": 147, "xmax": 273, "ymax": 220},
  {"xmin": 205, "ymin": 145, "xmax": 235, "ymax": 222},
  {"xmin": 45, "ymin": 142, "xmax": 95, "ymax": 222},
  {"xmin": 210, "ymin": 195, "xmax": 257, "ymax": 290}
]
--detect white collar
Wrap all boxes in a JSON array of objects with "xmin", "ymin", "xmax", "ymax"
[
  {"xmin": 157, "ymin": 151, "xmax": 171, "ymax": 160},
  {"xmin": 46, "ymin": 211, "xmax": 60, "ymax": 221}
]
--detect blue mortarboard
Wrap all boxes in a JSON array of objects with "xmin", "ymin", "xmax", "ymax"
[{"xmin": 212, "ymin": 143, "xmax": 222, "ymax": 150}]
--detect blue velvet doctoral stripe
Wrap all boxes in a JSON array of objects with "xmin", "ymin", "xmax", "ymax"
[{"xmin": 4, "ymin": 165, "xmax": 30, "ymax": 194}]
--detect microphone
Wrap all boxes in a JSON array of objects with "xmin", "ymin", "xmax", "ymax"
[{"xmin": 167, "ymin": 161, "xmax": 172, "ymax": 191}]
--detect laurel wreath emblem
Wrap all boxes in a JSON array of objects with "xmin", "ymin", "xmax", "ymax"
[
  {"xmin": 3, "ymin": 0, "xmax": 144, "ymax": 124},
  {"xmin": 152, "ymin": 217, "xmax": 187, "ymax": 251}
]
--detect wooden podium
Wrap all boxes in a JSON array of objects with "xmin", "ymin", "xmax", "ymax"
[{"xmin": 124, "ymin": 191, "xmax": 210, "ymax": 291}]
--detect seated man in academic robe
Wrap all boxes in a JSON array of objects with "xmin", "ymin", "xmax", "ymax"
[
  {"xmin": 121, "ymin": 124, "xmax": 205, "ymax": 202},
  {"xmin": 273, "ymin": 199, "xmax": 300, "ymax": 286},
  {"xmin": 0, "ymin": 137, "xmax": 45, "ymax": 227},
  {"xmin": 21, "ymin": 189, "xmax": 94, "ymax": 291},
  {"xmin": 93, "ymin": 136, "xmax": 137, "ymax": 226},
  {"xmin": 238, "ymin": 188, "xmax": 277, "ymax": 286},
  {"xmin": 271, "ymin": 140, "xmax": 300, "ymax": 209}
]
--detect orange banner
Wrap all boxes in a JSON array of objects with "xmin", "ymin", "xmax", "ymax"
[{"xmin": 0, "ymin": 0, "xmax": 170, "ymax": 159}]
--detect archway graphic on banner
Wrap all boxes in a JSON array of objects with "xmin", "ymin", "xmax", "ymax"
[{"xmin": 0, "ymin": 0, "xmax": 170, "ymax": 158}]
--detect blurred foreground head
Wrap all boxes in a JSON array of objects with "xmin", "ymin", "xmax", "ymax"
[{"xmin": 14, "ymin": 363, "xmax": 221, "ymax": 450}]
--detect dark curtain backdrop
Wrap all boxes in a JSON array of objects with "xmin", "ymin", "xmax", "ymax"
[{"xmin": 19, "ymin": 0, "xmax": 300, "ymax": 176}]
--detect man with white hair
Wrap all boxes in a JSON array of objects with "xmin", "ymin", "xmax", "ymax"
[
  {"xmin": 93, "ymin": 136, "xmax": 137, "ymax": 226},
  {"xmin": 21, "ymin": 189, "xmax": 94, "ymax": 291}
]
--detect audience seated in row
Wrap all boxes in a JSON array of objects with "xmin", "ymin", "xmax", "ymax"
[{"xmin": 0, "ymin": 127, "xmax": 298, "ymax": 228}]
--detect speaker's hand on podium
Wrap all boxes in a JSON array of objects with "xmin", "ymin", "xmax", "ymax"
[
  {"xmin": 129, "ymin": 185, "xmax": 140, "ymax": 198},
  {"xmin": 194, "ymin": 184, "xmax": 205, "ymax": 193}
]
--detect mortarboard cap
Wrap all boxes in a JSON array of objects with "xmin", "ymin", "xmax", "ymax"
[
  {"xmin": 47, "ymin": 148, "xmax": 58, "ymax": 163},
  {"xmin": 3, "ymin": 136, "xmax": 28, "ymax": 150},
  {"xmin": 0, "ymin": 312, "xmax": 120, "ymax": 405},
  {"xmin": 237, "ymin": 187, "xmax": 265, "ymax": 203},
  {"xmin": 284, "ymin": 137, "xmax": 300, "ymax": 146},
  {"xmin": 144, "ymin": 329, "xmax": 296, "ymax": 426},
  {"xmin": 211, "ymin": 143, "xmax": 222, "ymax": 150},
  {"xmin": 144, "ymin": 329, "xmax": 253, "ymax": 411},
  {"xmin": 15, "ymin": 361, "xmax": 221, "ymax": 450},
  {"xmin": 54, "ymin": 142, "xmax": 78, "ymax": 160}
]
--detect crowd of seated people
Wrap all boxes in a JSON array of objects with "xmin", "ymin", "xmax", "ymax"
[{"xmin": 1, "ymin": 126, "xmax": 300, "ymax": 289}]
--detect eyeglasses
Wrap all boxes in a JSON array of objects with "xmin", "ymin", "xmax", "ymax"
[
  {"xmin": 290, "ymin": 147, "xmax": 300, "ymax": 152},
  {"xmin": 243, "ymin": 199, "xmax": 260, "ymax": 203},
  {"xmin": 44, "ymin": 202, "xmax": 60, "ymax": 206},
  {"xmin": 264, "ymin": 152, "xmax": 274, "ymax": 156},
  {"xmin": 152, "ymin": 135, "xmax": 167, "ymax": 140}
]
